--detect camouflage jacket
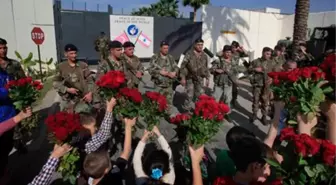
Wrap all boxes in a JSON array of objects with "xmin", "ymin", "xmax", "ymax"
[
  {"xmin": 121, "ymin": 54, "xmax": 144, "ymax": 86},
  {"xmin": 2, "ymin": 58, "xmax": 26, "ymax": 80},
  {"xmin": 211, "ymin": 57, "xmax": 238, "ymax": 86},
  {"xmin": 180, "ymin": 50, "xmax": 210, "ymax": 81},
  {"xmin": 272, "ymin": 55, "xmax": 286, "ymax": 72},
  {"xmin": 232, "ymin": 51, "xmax": 248, "ymax": 61},
  {"xmin": 53, "ymin": 61, "xmax": 94, "ymax": 101},
  {"xmin": 94, "ymin": 35, "xmax": 109, "ymax": 51},
  {"xmin": 248, "ymin": 58, "xmax": 275, "ymax": 87},
  {"xmin": 148, "ymin": 53, "xmax": 178, "ymax": 87}
]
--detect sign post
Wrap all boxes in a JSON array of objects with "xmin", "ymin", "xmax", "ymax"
[{"xmin": 31, "ymin": 27, "xmax": 45, "ymax": 81}]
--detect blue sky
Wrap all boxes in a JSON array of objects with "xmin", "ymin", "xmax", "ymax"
[{"xmin": 62, "ymin": 0, "xmax": 336, "ymax": 15}]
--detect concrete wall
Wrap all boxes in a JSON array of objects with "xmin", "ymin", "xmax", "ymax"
[
  {"xmin": 202, "ymin": 5, "xmax": 336, "ymax": 61},
  {"xmin": 201, "ymin": 5, "xmax": 286, "ymax": 60},
  {"xmin": 280, "ymin": 11, "xmax": 336, "ymax": 39},
  {"xmin": 0, "ymin": 0, "xmax": 57, "ymax": 62}
]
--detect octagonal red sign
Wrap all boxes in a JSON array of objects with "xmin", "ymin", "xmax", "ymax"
[{"xmin": 31, "ymin": 27, "xmax": 45, "ymax": 45}]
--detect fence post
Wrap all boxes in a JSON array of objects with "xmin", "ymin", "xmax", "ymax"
[{"xmin": 108, "ymin": 5, "xmax": 113, "ymax": 14}]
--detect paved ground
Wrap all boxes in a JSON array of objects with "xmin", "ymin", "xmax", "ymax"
[{"xmin": 5, "ymin": 64, "xmax": 270, "ymax": 185}]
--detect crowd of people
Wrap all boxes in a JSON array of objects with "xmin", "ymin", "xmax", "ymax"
[{"xmin": 0, "ymin": 33, "xmax": 335, "ymax": 185}]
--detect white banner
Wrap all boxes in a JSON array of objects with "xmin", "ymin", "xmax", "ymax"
[{"xmin": 110, "ymin": 15, "xmax": 154, "ymax": 58}]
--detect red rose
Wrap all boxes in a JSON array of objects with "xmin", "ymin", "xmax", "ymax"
[
  {"xmin": 279, "ymin": 127, "xmax": 296, "ymax": 141},
  {"xmin": 321, "ymin": 140, "xmax": 336, "ymax": 167},
  {"xmin": 36, "ymin": 84, "xmax": 43, "ymax": 90},
  {"xmin": 269, "ymin": 179, "xmax": 283, "ymax": 185},
  {"xmin": 300, "ymin": 134, "xmax": 320, "ymax": 156},
  {"xmin": 268, "ymin": 72, "xmax": 278, "ymax": 79},
  {"xmin": 312, "ymin": 71, "xmax": 325, "ymax": 81},
  {"xmin": 25, "ymin": 77, "xmax": 33, "ymax": 84},
  {"xmin": 218, "ymin": 102, "xmax": 230, "ymax": 114},
  {"xmin": 287, "ymin": 73, "xmax": 299, "ymax": 83},
  {"xmin": 309, "ymin": 66, "xmax": 319, "ymax": 72},
  {"xmin": 332, "ymin": 67, "xmax": 336, "ymax": 77},
  {"xmin": 17, "ymin": 78, "xmax": 27, "ymax": 86},
  {"xmin": 301, "ymin": 67, "xmax": 312, "ymax": 79},
  {"xmin": 294, "ymin": 139, "xmax": 307, "ymax": 156},
  {"xmin": 54, "ymin": 127, "xmax": 68, "ymax": 141},
  {"xmin": 273, "ymin": 78, "xmax": 280, "ymax": 86}
]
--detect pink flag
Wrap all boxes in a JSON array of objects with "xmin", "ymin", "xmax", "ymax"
[
  {"xmin": 114, "ymin": 32, "xmax": 129, "ymax": 44},
  {"xmin": 137, "ymin": 33, "xmax": 152, "ymax": 47}
]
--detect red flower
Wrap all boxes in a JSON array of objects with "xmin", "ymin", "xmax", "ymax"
[
  {"xmin": 321, "ymin": 140, "xmax": 336, "ymax": 167},
  {"xmin": 294, "ymin": 139, "xmax": 307, "ymax": 156},
  {"xmin": 119, "ymin": 87, "xmax": 143, "ymax": 103},
  {"xmin": 96, "ymin": 70, "xmax": 125, "ymax": 89},
  {"xmin": 218, "ymin": 102, "xmax": 230, "ymax": 114},
  {"xmin": 332, "ymin": 67, "xmax": 336, "ymax": 77},
  {"xmin": 213, "ymin": 176, "xmax": 235, "ymax": 185},
  {"xmin": 287, "ymin": 73, "xmax": 299, "ymax": 83},
  {"xmin": 312, "ymin": 71, "xmax": 325, "ymax": 81},
  {"xmin": 300, "ymin": 134, "xmax": 320, "ymax": 156},
  {"xmin": 54, "ymin": 127, "xmax": 68, "ymax": 141},
  {"xmin": 279, "ymin": 127, "xmax": 296, "ymax": 141},
  {"xmin": 269, "ymin": 179, "xmax": 283, "ymax": 185},
  {"xmin": 170, "ymin": 113, "xmax": 191, "ymax": 124},
  {"xmin": 273, "ymin": 78, "xmax": 280, "ymax": 86},
  {"xmin": 301, "ymin": 67, "xmax": 312, "ymax": 79}
]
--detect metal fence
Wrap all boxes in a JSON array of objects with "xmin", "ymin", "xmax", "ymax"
[{"xmin": 54, "ymin": 0, "xmax": 202, "ymax": 63}]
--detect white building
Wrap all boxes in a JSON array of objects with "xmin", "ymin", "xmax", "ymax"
[
  {"xmin": 201, "ymin": 5, "xmax": 336, "ymax": 60},
  {"xmin": 0, "ymin": 0, "xmax": 57, "ymax": 61}
]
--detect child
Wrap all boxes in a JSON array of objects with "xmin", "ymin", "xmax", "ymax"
[
  {"xmin": 216, "ymin": 126, "xmax": 255, "ymax": 177},
  {"xmin": 213, "ymin": 137, "xmax": 275, "ymax": 185},
  {"xmin": 133, "ymin": 126, "xmax": 175, "ymax": 185},
  {"xmin": 83, "ymin": 117, "xmax": 136, "ymax": 185}
]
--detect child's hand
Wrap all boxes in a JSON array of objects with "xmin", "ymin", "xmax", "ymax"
[
  {"xmin": 141, "ymin": 130, "xmax": 152, "ymax": 142},
  {"xmin": 189, "ymin": 145, "xmax": 204, "ymax": 164},
  {"xmin": 50, "ymin": 144, "xmax": 72, "ymax": 159},
  {"xmin": 106, "ymin": 97, "xmax": 117, "ymax": 112},
  {"xmin": 152, "ymin": 126, "xmax": 161, "ymax": 137},
  {"xmin": 123, "ymin": 117, "xmax": 137, "ymax": 128},
  {"xmin": 18, "ymin": 107, "xmax": 32, "ymax": 120}
]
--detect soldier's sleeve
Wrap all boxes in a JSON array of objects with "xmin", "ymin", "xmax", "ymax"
[
  {"xmin": 53, "ymin": 64, "xmax": 67, "ymax": 94},
  {"xmin": 247, "ymin": 59, "xmax": 256, "ymax": 74},
  {"xmin": 210, "ymin": 58, "xmax": 220, "ymax": 74},
  {"xmin": 179, "ymin": 54, "xmax": 190, "ymax": 79},
  {"xmin": 95, "ymin": 60, "xmax": 107, "ymax": 82},
  {"xmin": 82, "ymin": 62, "xmax": 95, "ymax": 92},
  {"xmin": 136, "ymin": 58, "xmax": 145, "ymax": 74},
  {"xmin": 205, "ymin": 57, "xmax": 210, "ymax": 79},
  {"xmin": 147, "ymin": 55, "xmax": 160, "ymax": 77},
  {"xmin": 170, "ymin": 55, "xmax": 179, "ymax": 73},
  {"xmin": 240, "ymin": 50, "xmax": 249, "ymax": 58}
]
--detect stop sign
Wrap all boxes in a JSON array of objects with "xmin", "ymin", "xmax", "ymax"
[{"xmin": 31, "ymin": 27, "xmax": 45, "ymax": 45}]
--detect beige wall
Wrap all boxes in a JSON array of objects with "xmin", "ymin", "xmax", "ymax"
[{"xmin": 0, "ymin": 0, "xmax": 57, "ymax": 62}]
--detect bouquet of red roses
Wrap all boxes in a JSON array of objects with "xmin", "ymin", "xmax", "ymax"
[
  {"xmin": 115, "ymin": 87, "xmax": 143, "ymax": 119},
  {"xmin": 45, "ymin": 112, "xmax": 82, "ymax": 184},
  {"xmin": 96, "ymin": 70, "xmax": 126, "ymax": 100},
  {"xmin": 268, "ymin": 67, "xmax": 333, "ymax": 122},
  {"xmin": 139, "ymin": 91, "xmax": 168, "ymax": 130},
  {"xmin": 319, "ymin": 53, "xmax": 335, "ymax": 101},
  {"xmin": 5, "ymin": 77, "xmax": 43, "ymax": 136},
  {"xmin": 266, "ymin": 127, "xmax": 336, "ymax": 185},
  {"xmin": 170, "ymin": 95, "xmax": 230, "ymax": 147}
]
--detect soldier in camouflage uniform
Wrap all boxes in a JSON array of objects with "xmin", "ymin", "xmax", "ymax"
[
  {"xmin": 180, "ymin": 39, "xmax": 210, "ymax": 112},
  {"xmin": 248, "ymin": 47, "xmax": 275, "ymax": 125},
  {"xmin": 53, "ymin": 44, "xmax": 95, "ymax": 113},
  {"xmin": 0, "ymin": 38, "xmax": 26, "ymax": 175},
  {"xmin": 148, "ymin": 41, "xmax": 179, "ymax": 111},
  {"xmin": 231, "ymin": 41, "xmax": 249, "ymax": 106},
  {"xmin": 272, "ymin": 45, "xmax": 286, "ymax": 72},
  {"xmin": 121, "ymin": 41, "xmax": 144, "ymax": 88},
  {"xmin": 296, "ymin": 42, "xmax": 314, "ymax": 67},
  {"xmin": 211, "ymin": 45, "xmax": 238, "ymax": 112},
  {"xmin": 94, "ymin": 32, "xmax": 109, "ymax": 60}
]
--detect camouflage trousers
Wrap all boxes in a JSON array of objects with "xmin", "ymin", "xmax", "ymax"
[
  {"xmin": 213, "ymin": 85, "xmax": 232, "ymax": 113},
  {"xmin": 252, "ymin": 86, "xmax": 271, "ymax": 117},
  {"xmin": 182, "ymin": 79, "xmax": 204, "ymax": 112}
]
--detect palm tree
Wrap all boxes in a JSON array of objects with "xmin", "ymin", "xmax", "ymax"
[
  {"xmin": 182, "ymin": 0, "xmax": 209, "ymax": 22},
  {"xmin": 292, "ymin": 0, "xmax": 310, "ymax": 60},
  {"xmin": 131, "ymin": 0, "xmax": 179, "ymax": 17}
]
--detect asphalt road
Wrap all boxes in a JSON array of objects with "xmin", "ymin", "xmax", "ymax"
[{"xmin": 5, "ymin": 65, "xmax": 270, "ymax": 185}]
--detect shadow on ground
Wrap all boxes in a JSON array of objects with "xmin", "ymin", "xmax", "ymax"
[{"xmin": 7, "ymin": 102, "xmax": 60, "ymax": 185}]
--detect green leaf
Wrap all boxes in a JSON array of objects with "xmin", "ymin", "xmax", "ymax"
[
  {"xmin": 15, "ymin": 51, "xmax": 22, "ymax": 60},
  {"xmin": 26, "ymin": 52, "xmax": 33, "ymax": 61},
  {"xmin": 304, "ymin": 166, "xmax": 315, "ymax": 177},
  {"xmin": 299, "ymin": 172, "xmax": 307, "ymax": 182},
  {"xmin": 315, "ymin": 163, "xmax": 325, "ymax": 173},
  {"xmin": 323, "ymin": 86, "xmax": 333, "ymax": 93},
  {"xmin": 265, "ymin": 158, "xmax": 280, "ymax": 168},
  {"xmin": 299, "ymin": 158, "xmax": 308, "ymax": 166},
  {"xmin": 287, "ymin": 120, "xmax": 297, "ymax": 125}
]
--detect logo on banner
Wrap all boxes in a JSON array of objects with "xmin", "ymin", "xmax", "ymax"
[{"xmin": 127, "ymin": 25, "xmax": 139, "ymax": 36}]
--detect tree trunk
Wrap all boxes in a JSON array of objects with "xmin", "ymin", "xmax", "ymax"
[
  {"xmin": 292, "ymin": 0, "xmax": 310, "ymax": 60},
  {"xmin": 193, "ymin": 7, "xmax": 197, "ymax": 22}
]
